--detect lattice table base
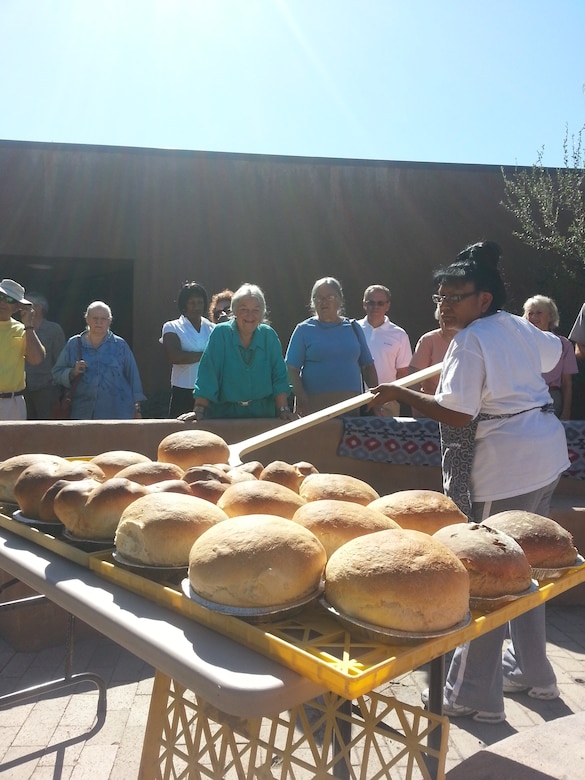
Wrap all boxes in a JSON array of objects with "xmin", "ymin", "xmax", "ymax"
[{"xmin": 139, "ymin": 671, "xmax": 448, "ymax": 780}]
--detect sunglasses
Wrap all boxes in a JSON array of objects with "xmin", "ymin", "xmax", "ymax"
[
  {"xmin": 0, "ymin": 292, "xmax": 18, "ymax": 304},
  {"xmin": 365, "ymin": 300, "xmax": 388, "ymax": 307}
]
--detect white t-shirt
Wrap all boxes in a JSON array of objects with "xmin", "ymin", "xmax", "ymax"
[
  {"xmin": 435, "ymin": 311, "xmax": 570, "ymax": 502},
  {"xmin": 358, "ymin": 316, "xmax": 412, "ymax": 385},
  {"xmin": 160, "ymin": 315, "xmax": 214, "ymax": 389}
]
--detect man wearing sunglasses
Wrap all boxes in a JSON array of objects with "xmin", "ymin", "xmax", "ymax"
[
  {"xmin": 358, "ymin": 285, "xmax": 412, "ymax": 416},
  {"xmin": 0, "ymin": 279, "xmax": 45, "ymax": 420}
]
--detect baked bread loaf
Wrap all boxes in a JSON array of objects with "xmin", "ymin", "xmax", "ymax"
[
  {"xmin": 187, "ymin": 479, "xmax": 230, "ymax": 504},
  {"xmin": 259, "ymin": 460, "xmax": 317, "ymax": 493},
  {"xmin": 229, "ymin": 461, "xmax": 264, "ymax": 479},
  {"xmin": 292, "ymin": 499, "xmax": 401, "ymax": 557},
  {"xmin": 13, "ymin": 460, "xmax": 105, "ymax": 519},
  {"xmin": 369, "ymin": 490, "xmax": 467, "ymax": 534},
  {"xmin": 53, "ymin": 478, "xmax": 104, "ymax": 529},
  {"xmin": 484, "ymin": 511, "xmax": 579, "ymax": 569},
  {"xmin": 148, "ymin": 479, "xmax": 194, "ymax": 495},
  {"xmin": 188, "ymin": 514, "xmax": 326, "ymax": 607},
  {"xmin": 182, "ymin": 465, "xmax": 232, "ymax": 485},
  {"xmin": 90, "ymin": 450, "xmax": 152, "ymax": 480},
  {"xmin": 0, "ymin": 454, "xmax": 67, "ymax": 503},
  {"xmin": 325, "ymin": 529, "xmax": 470, "ymax": 632},
  {"xmin": 39, "ymin": 477, "xmax": 100, "ymax": 523},
  {"xmin": 157, "ymin": 430, "xmax": 230, "ymax": 470},
  {"xmin": 115, "ymin": 492, "xmax": 228, "ymax": 566},
  {"xmin": 217, "ymin": 480, "xmax": 305, "ymax": 519},
  {"xmin": 62, "ymin": 478, "xmax": 150, "ymax": 540},
  {"xmin": 433, "ymin": 523, "xmax": 532, "ymax": 597},
  {"xmin": 299, "ymin": 473, "xmax": 380, "ymax": 505},
  {"xmin": 114, "ymin": 461, "xmax": 184, "ymax": 485}
]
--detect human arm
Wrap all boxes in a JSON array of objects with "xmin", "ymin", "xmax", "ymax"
[
  {"xmin": 161, "ymin": 331, "xmax": 204, "ymax": 365},
  {"xmin": 367, "ymin": 383, "xmax": 472, "ymax": 426},
  {"xmin": 20, "ymin": 306, "xmax": 45, "ymax": 366},
  {"xmin": 287, "ymin": 366, "xmax": 309, "ymax": 417},
  {"xmin": 560, "ymin": 373, "xmax": 573, "ymax": 420},
  {"xmin": 361, "ymin": 363, "xmax": 378, "ymax": 390}
]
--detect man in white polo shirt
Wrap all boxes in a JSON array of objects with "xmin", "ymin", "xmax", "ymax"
[
  {"xmin": 0, "ymin": 279, "xmax": 45, "ymax": 421},
  {"xmin": 358, "ymin": 284, "xmax": 412, "ymax": 416}
]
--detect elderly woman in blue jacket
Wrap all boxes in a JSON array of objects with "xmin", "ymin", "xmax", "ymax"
[{"xmin": 52, "ymin": 301, "xmax": 145, "ymax": 419}]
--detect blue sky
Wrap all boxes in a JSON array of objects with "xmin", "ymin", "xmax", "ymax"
[{"xmin": 2, "ymin": 0, "xmax": 584, "ymax": 167}]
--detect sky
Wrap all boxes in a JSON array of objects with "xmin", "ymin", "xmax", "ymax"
[{"xmin": 2, "ymin": 0, "xmax": 584, "ymax": 168}]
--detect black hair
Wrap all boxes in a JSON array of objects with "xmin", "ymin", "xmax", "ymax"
[
  {"xmin": 177, "ymin": 282, "xmax": 209, "ymax": 314},
  {"xmin": 433, "ymin": 241, "xmax": 506, "ymax": 314}
]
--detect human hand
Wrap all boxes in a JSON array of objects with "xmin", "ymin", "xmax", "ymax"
[
  {"xmin": 367, "ymin": 383, "xmax": 399, "ymax": 412},
  {"xmin": 73, "ymin": 360, "xmax": 87, "ymax": 376},
  {"xmin": 20, "ymin": 304, "xmax": 35, "ymax": 328}
]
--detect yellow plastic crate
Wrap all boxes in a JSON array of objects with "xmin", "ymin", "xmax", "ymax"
[
  {"xmin": 0, "ymin": 512, "xmax": 97, "ymax": 567},
  {"xmin": 89, "ymin": 551, "xmax": 585, "ymax": 699}
]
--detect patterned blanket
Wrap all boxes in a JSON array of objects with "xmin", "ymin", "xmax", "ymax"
[{"xmin": 338, "ymin": 417, "xmax": 585, "ymax": 481}]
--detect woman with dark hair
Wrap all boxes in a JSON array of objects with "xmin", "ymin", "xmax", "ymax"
[
  {"xmin": 160, "ymin": 282, "xmax": 213, "ymax": 417},
  {"xmin": 370, "ymin": 241, "xmax": 569, "ymax": 723}
]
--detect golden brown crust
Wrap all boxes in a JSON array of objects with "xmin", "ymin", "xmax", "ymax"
[
  {"xmin": 187, "ymin": 479, "xmax": 230, "ymax": 504},
  {"xmin": 299, "ymin": 473, "xmax": 380, "ymax": 505},
  {"xmin": 90, "ymin": 450, "xmax": 152, "ymax": 480},
  {"xmin": 63, "ymin": 478, "xmax": 150, "ymax": 539},
  {"xmin": 53, "ymin": 479, "xmax": 104, "ymax": 529},
  {"xmin": 259, "ymin": 461, "xmax": 305, "ymax": 492},
  {"xmin": 13, "ymin": 460, "xmax": 105, "ymax": 519},
  {"xmin": 115, "ymin": 492, "xmax": 228, "ymax": 565},
  {"xmin": 188, "ymin": 514, "xmax": 326, "ymax": 607},
  {"xmin": 292, "ymin": 499, "xmax": 401, "ymax": 557},
  {"xmin": 369, "ymin": 490, "xmax": 467, "ymax": 534},
  {"xmin": 484, "ymin": 511, "xmax": 579, "ymax": 568},
  {"xmin": 157, "ymin": 430, "xmax": 230, "ymax": 470},
  {"xmin": 325, "ymin": 529, "xmax": 470, "ymax": 632},
  {"xmin": 114, "ymin": 461, "xmax": 184, "ymax": 485},
  {"xmin": 433, "ymin": 523, "xmax": 532, "ymax": 596},
  {"xmin": 0, "ymin": 454, "xmax": 68, "ymax": 502},
  {"xmin": 217, "ymin": 480, "xmax": 305, "ymax": 519}
]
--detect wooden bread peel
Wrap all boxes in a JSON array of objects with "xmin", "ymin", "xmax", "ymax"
[{"xmin": 227, "ymin": 362, "xmax": 443, "ymax": 466}]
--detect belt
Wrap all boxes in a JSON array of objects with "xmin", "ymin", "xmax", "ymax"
[
  {"xmin": 236, "ymin": 400, "xmax": 254, "ymax": 406},
  {"xmin": 0, "ymin": 389, "xmax": 25, "ymax": 399}
]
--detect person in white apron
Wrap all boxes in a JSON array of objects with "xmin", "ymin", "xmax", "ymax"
[{"xmin": 369, "ymin": 241, "xmax": 569, "ymax": 723}]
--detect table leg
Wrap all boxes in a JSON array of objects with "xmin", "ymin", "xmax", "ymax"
[
  {"xmin": 332, "ymin": 697, "xmax": 352, "ymax": 779},
  {"xmin": 425, "ymin": 654, "xmax": 446, "ymax": 779}
]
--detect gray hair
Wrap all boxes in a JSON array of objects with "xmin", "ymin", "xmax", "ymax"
[
  {"xmin": 26, "ymin": 292, "xmax": 49, "ymax": 314},
  {"xmin": 310, "ymin": 277, "xmax": 344, "ymax": 315},
  {"xmin": 522, "ymin": 295, "xmax": 559, "ymax": 330},
  {"xmin": 231, "ymin": 284, "xmax": 268, "ymax": 323},
  {"xmin": 363, "ymin": 284, "xmax": 391, "ymax": 302},
  {"xmin": 85, "ymin": 301, "xmax": 113, "ymax": 320}
]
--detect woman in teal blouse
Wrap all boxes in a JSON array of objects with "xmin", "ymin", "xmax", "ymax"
[{"xmin": 179, "ymin": 284, "xmax": 295, "ymax": 421}]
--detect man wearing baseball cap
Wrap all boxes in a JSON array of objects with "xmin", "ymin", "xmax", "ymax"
[{"xmin": 0, "ymin": 279, "xmax": 46, "ymax": 420}]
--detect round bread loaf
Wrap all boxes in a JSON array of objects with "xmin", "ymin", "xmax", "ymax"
[
  {"xmin": 484, "ymin": 511, "xmax": 578, "ymax": 568},
  {"xmin": 325, "ymin": 529, "xmax": 470, "ymax": 632},
  {"xmin": 62, "ymin": 478, "xmax": 150, "ymax": 540},
  {"xmin": 229, "ymin": 461, "xmax": 264, "ymax": 479},
  {"xmin": 148, "ymin": 479, "xmax": 194, "ymax": 495},
  {"xmin": 157, "ymin": 430, "xmax": 230, "ymax": 470},
  {"xmin": 0, "ymin": 454, "xmax": 67, "ymax": 502},
  {"xmin": 433, "ymin": 523, "xmax": 532, "ymax": 597},
  {"xmin": 90, "ymin": 450, "xmax": 152, "ymax": 480},
  {"xmin": 115, "ymin": 492, "xmax": 228, "ymax": 566},
  {"xmin": 259, "ymin": 461, "xmax": 302, "ymax": 492},
  {"xmin": 53, "ymin": 478, "xmax": 104, "ymax": 529},
  {"xmin": 182, "ymin": 465, "xmax": 232, "ymax": 485},
  {"xmin": 38, "ymin": 477, "xmax": 99, "ymax": 523},
  {"xmin": 13, "ymin": 460, "xmax": 105, "ymax": 519},
  {"xmin": 292, "ymin": 499, "xmax": 401, "ymax": 557},
  {"xmin": 114, "ymin": 461, "xmax": 184, "ymax": 485},
  {"xmin": 369, "ymin": 490, "xmax": 467, "ymax": 534},
  {"xmin": 217, "ymin": 480, "xmax": 305, "ymax": 519},
  {"xmin": 187, "ymin": 479, "xmax": 230, "ymax": 504},
  {"xmin": 188, "ymin": 514, "xmax": 326, "ymax": 607},
  {"xmin": 299, "ymin": 473, "xmax": 380, "ymax": 505}
]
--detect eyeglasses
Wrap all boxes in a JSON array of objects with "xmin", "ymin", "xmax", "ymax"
[
  {"xmin": 0, "ymin": 292, "xmax": 18, "ymax": 304},
  {"xmin": 314, "ymin": 295, "xmax": 337, "ymax": 304},
  {"xmin": 432, "ymin": 292, "xmax": 478, "ymax": 306},
  {"xmin": 365, "ymin": 300, "xmax": 388, "ymax": 307}
]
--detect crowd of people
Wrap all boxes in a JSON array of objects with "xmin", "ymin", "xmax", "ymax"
[
  {"xmin": 2, "ymin": 239, "xmax": 583, "ymax": 723},
  {"xmin": 2, "ymin": 260, "xmax": 585, "ymax": 424}
]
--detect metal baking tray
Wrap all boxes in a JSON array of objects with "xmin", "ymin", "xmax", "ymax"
[{"xmin": 532, "ymin": 554, "xmax": 585, "ymax": 581}]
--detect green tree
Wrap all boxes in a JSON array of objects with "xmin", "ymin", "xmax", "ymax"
[{"xmin": 501, "ymin": 124, "xmax": 585, "ymax": 273}]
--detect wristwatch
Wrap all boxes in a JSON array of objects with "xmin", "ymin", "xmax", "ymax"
[{"xmin": 278, "ymin": 405, "xmax": 290, "ymax": 413}]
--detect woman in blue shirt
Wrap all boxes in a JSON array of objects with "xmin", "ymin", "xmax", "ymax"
[
  {"xmin": 180, "ymin": 284, "xmax": 295, "ymax": 422},
  {"xmin": 285, "ymin": 277, "xmax": 377, "ymax": 416},
  {"xmin": 52, "ymin": 301, "xmax": 145, "ymax": 419}
]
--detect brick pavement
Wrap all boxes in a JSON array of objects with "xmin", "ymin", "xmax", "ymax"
[{"xmin": 1, "ymin": 604, "xmax": 584, "ymax": 779}]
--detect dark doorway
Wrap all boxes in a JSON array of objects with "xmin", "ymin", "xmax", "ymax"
[{"xmin": 0, "ymin": 256, "xmax": 134, "ymax": 345}]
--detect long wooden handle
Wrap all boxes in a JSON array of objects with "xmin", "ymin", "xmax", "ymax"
[{"xmin": 227, "ymin": 362, "xmax": 443, "ymax": 466}]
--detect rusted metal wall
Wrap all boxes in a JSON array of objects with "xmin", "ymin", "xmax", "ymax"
[{"xmin": 1, "ymin": 140, "xmax": 581, "ymax": 401}]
